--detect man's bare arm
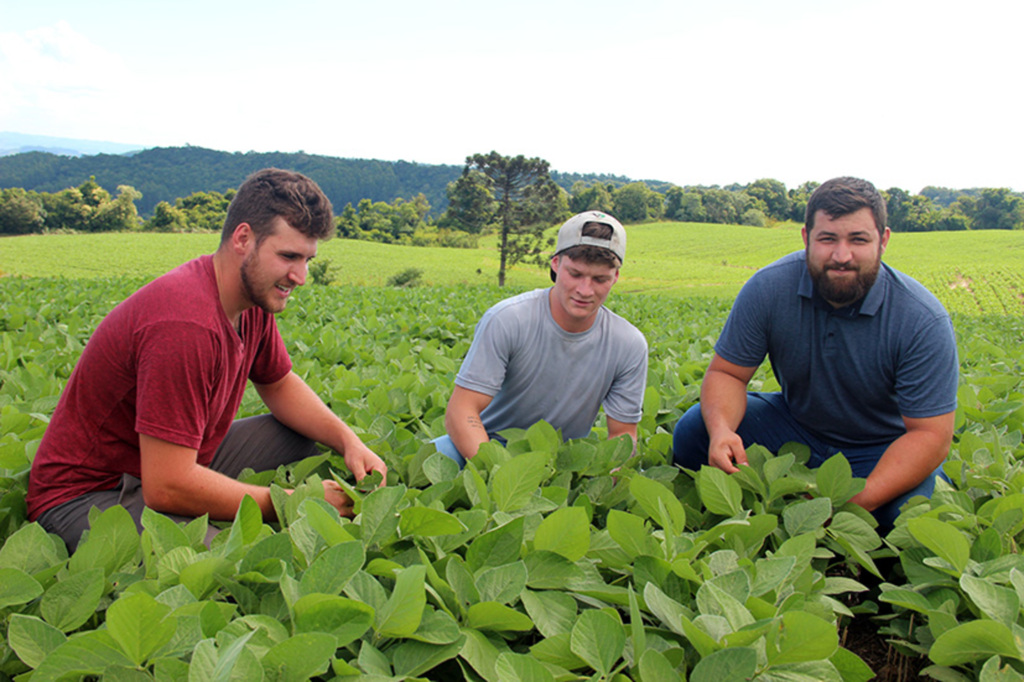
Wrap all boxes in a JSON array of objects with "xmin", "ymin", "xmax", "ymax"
[
  {"xmin": 255, "ymin": 371, "xmax": 386, "ymax": 482},
  {"xmin": 700, "ymin": 353, "xmax": 758, "ymax": 473},
  {"xmin": 139, "ymin": 434, "xmax": 354, "ymax": 520},
  {"xmin": 849, "ymin": 412, "xmax": 954, "ymax": 512},
  {"xmin": 444, "ymin": 386, "xmax": 494, "ymax": 461}
]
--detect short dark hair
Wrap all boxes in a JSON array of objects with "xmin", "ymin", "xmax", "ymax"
[
  {"xmin": 550, "ymin": 221, "xmax": 621, "ymax": 282},
  {"xmin": 221, "ymin": 168, "xmax": 334, "ymax": 245},
  {"xmin": 805, "ymin": 176, "xmax": 887, "ymax": 236}
]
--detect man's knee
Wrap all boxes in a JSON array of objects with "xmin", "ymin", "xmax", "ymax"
[{"xmin": 672, "ymin": 404, "xmax": 709, "ymax": 470}]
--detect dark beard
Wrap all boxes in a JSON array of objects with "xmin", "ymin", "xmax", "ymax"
[{"xmin": 811, "ymin": 263, "xmax": 879, "ymax": 307}]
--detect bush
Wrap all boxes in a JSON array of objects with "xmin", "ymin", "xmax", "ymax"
[
  {"xmin": 387, "ymin": 267, "xmax": 424, "ymax": 287},
  {"xmin": 308, "ymin": 258, "xmax": 337, "ymax": 286}
]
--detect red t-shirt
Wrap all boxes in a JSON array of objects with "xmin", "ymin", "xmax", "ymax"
[{"xmin": 27, "ymin": 255, "xmax": 292, "ymax": 519}]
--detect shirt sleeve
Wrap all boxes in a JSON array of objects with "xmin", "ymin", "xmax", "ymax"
[
  {"xmin": 454, "ymin": 308, "xmax": 513, "ymax": 397},
  {"xmin": 602, "ymin": 330, "xmax": 648, "ymax": 424},
  {"xmin": 896, "ymin": 314, "xmax": 959, "ymax": 418},
  {"xmin": 715, "ymin": 275, "xmax": 771, "ymax": 369}
]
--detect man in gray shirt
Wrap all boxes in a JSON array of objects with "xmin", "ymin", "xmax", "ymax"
[
  {"xmin": 435, "ymin": 211, "xmax": 648, "ymax": 467},
  {"xmin": 673, "ymin": 177, "xmax": 958, "ymax": 528}
]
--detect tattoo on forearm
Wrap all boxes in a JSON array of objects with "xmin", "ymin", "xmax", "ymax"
[{"xmin": 466, "ymin": 416, "xmax": 484, "ymax": 430}]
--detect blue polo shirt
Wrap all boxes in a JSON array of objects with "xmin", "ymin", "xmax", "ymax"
[{"xmin": 716, "ymin": 251, "xmax": 958, "ymax": 449}]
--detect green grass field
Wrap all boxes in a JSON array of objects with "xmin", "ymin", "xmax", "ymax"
[{"xmin": 3, "ymin": 222, "xmax": 1024, "ymax": 313}]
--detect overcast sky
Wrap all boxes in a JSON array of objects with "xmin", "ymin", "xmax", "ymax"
[{"xmin": 2, "ymin": 0, "xmax": 1021, "ymax": 193}]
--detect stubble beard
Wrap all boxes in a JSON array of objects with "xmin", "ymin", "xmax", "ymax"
[{"xmin": 240, "ymin": 251, "xmax": 280, "ymax": 314}]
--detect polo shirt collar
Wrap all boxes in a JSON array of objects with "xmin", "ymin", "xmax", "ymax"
[{"xmin": 797, "ymin": 260, "xmax": 889, "ymax": 317}]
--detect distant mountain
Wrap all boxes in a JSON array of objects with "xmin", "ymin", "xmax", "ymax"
[
  {"xmin": 0, "ymin": 146, "xmax": 464, "ymax": 216},
  {"xmin": 0, "ymin": 132, "xmax": 144, "ymax": 158},
  {"xmin": 0, "ymin": 143, "xmax": 642, "ymax": 217}
]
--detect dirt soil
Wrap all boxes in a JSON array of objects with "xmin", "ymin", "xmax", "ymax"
[{"xmin": 840, "ymin": 615, "xmax": 928, "ymax": 681}]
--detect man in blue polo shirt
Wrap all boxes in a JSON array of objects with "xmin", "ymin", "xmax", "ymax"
[{"xmin": 672, "ymin": 176, "xmax": 958, "ymax": 528}]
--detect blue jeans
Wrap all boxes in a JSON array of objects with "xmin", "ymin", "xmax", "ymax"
[
  {"xmin": 672, "ymin": 392, "xmax": 948, "ymax": 528},
  {"xmin": 432, "ymin": 435, "xmax": 466, "ymax": 469}
]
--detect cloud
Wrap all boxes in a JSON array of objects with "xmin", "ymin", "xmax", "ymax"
[{"xmin": 0, "ymin": 21, "xmax": 139, "ymax": 138}]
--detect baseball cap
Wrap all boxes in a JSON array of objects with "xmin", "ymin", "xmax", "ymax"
[{"xmin": 553, "ymin": 211, "xmax": 626, "ymax": 264}]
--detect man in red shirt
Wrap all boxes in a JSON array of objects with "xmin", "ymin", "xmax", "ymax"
[{"xmin": 28, "ymin": 168, "xmax": 386, "ymax": 550}]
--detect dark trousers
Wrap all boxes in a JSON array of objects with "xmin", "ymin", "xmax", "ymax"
[
  {"xmin": 36, "ymin": 415, "xmax": 319, "ymax": 551},
  {"xmin": 672, "ymin": 392, "xmax": 948, "ymax": 529}
]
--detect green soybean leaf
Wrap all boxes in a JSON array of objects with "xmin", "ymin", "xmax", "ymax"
[
  {"xmin": 569, "ymin": 609, "xmax": 624, "ymax": 676},
  {"xmin": 141, "ymin": 507, "xmax": 192, "ymax": 557},
  {"xmin": 496, "ymin": 651, "xmax": 556, "ymax": 682},
  {"xmin": 408, "ymin": 608, "xmax": 462, "ymax": 644},
  {"xmin": 460, "ymin": 627, "xmax": 506, "ymax": 680},
  {"xmin": 960, "ymin": 574, "xmax": 1020, "ymax": 626},
  {"xmin": 68, "ymin": 505, "xmax": 140, "ymax": 577},
  {"xmin": 399, "ymin": 506, "xmax": 467, "ymax": 537},
  {"xmin": 767, "ymin": 611, "xmax": 839, "ymax": 665},
  {"xmin": 7, "ymin": 614, "xmax": 67, "ymax": 669},
  {"xmin": 606, "ymin": 510, "xmax": 659, "ymax": 559},
  {"xmin": 523, "ymin": 549, "xmax": 585, "ymax": 590},
  {"xmin": 299, "ymin": 499, "xmax": 355, "ymax": 546},
  {"xmin": 531, "ymin": 632, "xmax": 588, "ymax": 670},
  {"xmin": 40, "ymin": 567, "xmax": 104, "ymax": 632},
  {"xmin": 521, "ymin": 588, "xmax": 578, "ymax": 637},
  {"xmin": 298, "ymin": 541, "xmax": 364, "ymax": 596},
  {"xmin": 375, "ymin": 564, "xmax": 426, "ymax": 638},
  {"xmin": 293, "ymin": 593, "xmax": 374, "ymax": 646},
  {"xmin": 490, "ymin": 451, "xmax": 551, "ymax": 512},
  {"xmin": 189, "ymin": 630, "xmax": 259, "ymax": 682},
  {"xmin": 476, "ymin": 561, "xmax": 528, "ymax": 604},
  {"xmin": 0, "ymin": 567, "xmax": 43, "ymax": 609},
  {"xmin": 261, "ymin": 632, "xmax": 336, "ymax": 682},
  {"xmin": 630, "ymin": 473, "xmax": 687, "ymax": 529},
  {"xmin": 639, "ymin": 648, "xmax": 679, "ymax": 681},
  {"xmin": 466, "ymin": 516, "xmax": 524, "ymax": 572},
  {"xmin": 782, "ymin": 497, "xmax": 833, "ymax": 535},
  {"xmin": 105, "ymin": 592, "xmax": 176, "ymax": 667},
  {"xmin": 690, "ymin": 646, "xmax": 758, "ymax": 682},
  {"xmin": 697, "ymin": 465, "xmax": 744, "ymax": 517},
  {"xmin": 179, "ymin": 557, "xmax": 234, "ymax": 600},
  {"xmin": 466, "ymin": 601, "xmax": 534, "ymax": 632},
  {"xmin": 533, "ymin": 506, "xmax": 590, "ymax": 561},
  {"xmin": 815, "ymin": 453, "xmax": 860, "ymax": 504},
  {"xmin": 929, "ymin": 620, "xmax": 1023, "ymax": 666},
  {"xmin": 907, "ymin": 517, "xmax": 971, "ymax": 575},
  {"xmin": 29, "ymin": 630, "xmax": 135, "ymax": 682},
  {"xmin": 830, "ymin": 646, "xmax": 875, "ymax": 682},
  {"xmin": 391, "ymin": 637, "xmax": 465, "ymax": 677},
  {"xmin": 359, "ymin": 484, "xmax": 404, "ymax": 549}
]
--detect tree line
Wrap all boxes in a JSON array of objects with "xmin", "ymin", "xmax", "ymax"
[{"xmin": 2, "ymin": 152, "xmax": 1022, "ymax": 245}]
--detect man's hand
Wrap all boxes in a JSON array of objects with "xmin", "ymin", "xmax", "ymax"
[
  {"xmin": 322, "ymin": 480, "xmax": 355, "ymax": 517},
  {"xmin": 708, "ymin": 431, "xmax": 748, "ymax": 473},
  {"xmin": 343, "ymin": 440, "xmax": 387, "ymax": 485}
]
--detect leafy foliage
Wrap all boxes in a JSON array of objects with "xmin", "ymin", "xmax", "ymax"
[{"xmin": 2, "ymin": 273, "xmax": 1024, "ymax": 680}]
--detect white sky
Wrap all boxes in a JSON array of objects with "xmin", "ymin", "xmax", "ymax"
[{"xmin": 2, "ymin": 0, "xmax": 1022, "ymax": 193}]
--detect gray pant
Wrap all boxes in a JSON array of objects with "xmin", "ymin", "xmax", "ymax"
[{"xmin": 36, "ymin": 415, "xmax": 320, "ymax": 551}]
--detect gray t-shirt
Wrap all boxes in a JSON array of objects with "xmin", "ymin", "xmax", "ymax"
[
  {"xmin": 716, "ymin": 250, "xmax": 959, "ymax": 448},
  {"xmin": 455, "ymin": 288, "xmax": 648, "ymax": 439}
]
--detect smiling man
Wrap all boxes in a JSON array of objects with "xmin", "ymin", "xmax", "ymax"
[
  {"xmin": 28, "ymin": 168, "xmax": 386, "ymax": 551},
  {"xmin": 672, "ymin": 177, "xmax": 959, "ymax": 529},
  {"xmin": 435, "ymin": 211, "xmax": 648, "ymax": 466}
]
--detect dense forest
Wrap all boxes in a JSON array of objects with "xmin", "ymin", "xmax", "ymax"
[{"xmin": 1, "ymin": 147, "xmax": 1022, "ymax": 242}]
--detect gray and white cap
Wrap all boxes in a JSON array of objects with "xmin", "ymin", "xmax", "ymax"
[{"xmin": 553, "ymin": 211, "xmax": 626, "ymax": 264}]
